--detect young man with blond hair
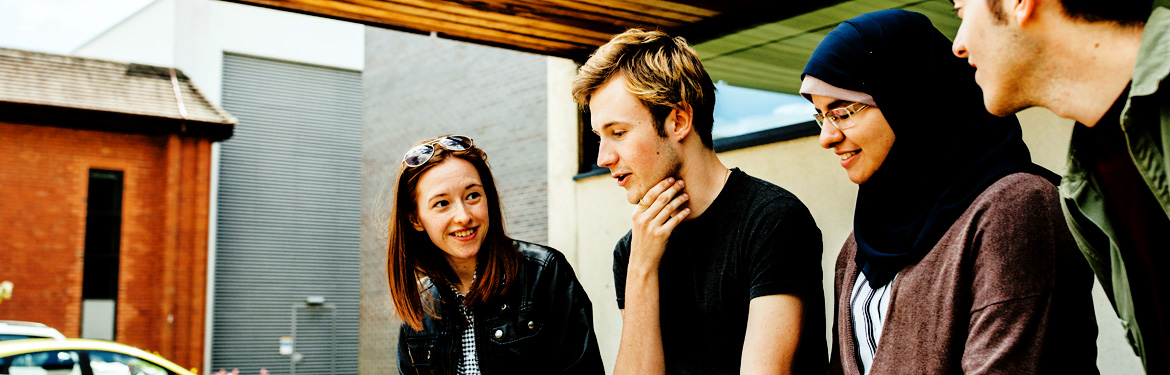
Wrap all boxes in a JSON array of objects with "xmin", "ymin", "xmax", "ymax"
[
  {"xmin": 951, "ymin": 0, "xmax": 1170, "ymax": 371},
  {"xmin": 571, "ymin": 29, "xmax": 826, "ymax": 375}
]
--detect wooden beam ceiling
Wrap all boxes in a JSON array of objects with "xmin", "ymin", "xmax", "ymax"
[
  {"xmin": 224, "ymin": 0, "xmax": 962, "ymax": 95},
  {"xmin": 221, "ymin": 0, "xmax": 836, "ymax": 61}
]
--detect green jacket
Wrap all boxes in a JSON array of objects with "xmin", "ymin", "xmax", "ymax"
[{"xmin": 1059, "ymin": 6, "xmax": 1170, "ymax": 371}]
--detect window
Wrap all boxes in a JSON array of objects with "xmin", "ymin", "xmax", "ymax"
[
  {"xmin": 82, "ymin": 169, "xmax": 123, "ymax": 340},
  {"xmin": 711, "ymin": 81, "xmax": 814, "ymax": 140},
  {"xmin": 88, "ymin": 351, "xmax": 175, "ymax": 375},
  {"xmin": 0, "ymin": 351, "xmax": 176, "ymax": 375},
  {"xmin": 0, "ymin": 335, "xmax": 39, "ymax": 341},
  {"xmin": 0, "ymin": 350, "xmax": 82, "ymax": 374},
  {"xmin": 575, "ymin": 81, "xmax": 817, "ymax": 176}
]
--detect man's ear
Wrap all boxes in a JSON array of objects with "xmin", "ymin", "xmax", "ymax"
[
  {"xmin": 667, "ymin": 102, "xmax": 695, "ymax": 143},
  {"xmin": 1013, "ymin": 0, "xmax": 1038, "ymax": 27},
  {"xmin": 410, "ymin": 213, "xmax": 425, "ymax": 232}
]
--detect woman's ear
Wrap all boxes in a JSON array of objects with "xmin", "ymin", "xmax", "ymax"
[{"xmin": 410, "ymin": 213, "xmax": 425, "ymax": 232}]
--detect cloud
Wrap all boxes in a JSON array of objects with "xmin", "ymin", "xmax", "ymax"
[{"xmin": 713, "ymin": 101, "xmax": 815, "ymax": 139}]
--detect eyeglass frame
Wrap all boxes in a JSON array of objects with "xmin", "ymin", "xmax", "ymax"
[
  {"xmin": 401, "ymin": 135, "xmax": 475, "ymax": 167},
  {"xmin": 813, "ymin": 103, "xmax": 870, "ymax": 131}
]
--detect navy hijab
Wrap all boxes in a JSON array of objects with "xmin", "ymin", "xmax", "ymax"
[{"xmin": 802, "ymin": 9, "xmax": 1058, "ymax": 288}]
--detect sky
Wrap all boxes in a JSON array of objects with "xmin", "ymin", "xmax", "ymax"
[
  {"xmin": 712, "ymin": 81, "xmax": 815, "ymax": 139},
  {"xmin": 0, "ymin": 0, "xmax": 812, "ymax": 138},
  {"xmin": 0, "ymin": 0, "xmax": 154, "ymax": 54}
]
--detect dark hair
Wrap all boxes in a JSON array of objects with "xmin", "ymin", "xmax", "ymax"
[
  {"xmin": 988, "ymin": 0, "xmax": 1152, "ymax": 26},
  {"xmin": 386, "ymin": 138, "xmax": 518, "ymax": 331},
  {"xmin": 572, "ymin": 29, "xmax": 718, "ymax": 149}
]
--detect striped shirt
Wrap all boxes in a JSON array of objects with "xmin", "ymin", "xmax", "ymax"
[{"xmin": 850, "ymin": 273, "xmax": 894, "ymax": 375}]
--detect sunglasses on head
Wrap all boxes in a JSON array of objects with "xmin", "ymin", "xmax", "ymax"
[{"xmin": 402, "ymin": 135, "xmax": 475, "ymax": 167}]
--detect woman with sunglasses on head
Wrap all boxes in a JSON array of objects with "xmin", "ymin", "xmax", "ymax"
[
  {"xmin": 388, "ymin": 135, "xmax": 603, "ymax": 375},
  {"xmin": 801, "ymin": 10, "xmax": 1098, "ymax": 374}
]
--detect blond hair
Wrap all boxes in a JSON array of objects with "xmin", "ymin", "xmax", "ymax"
[{"xmin": 572, "ymin": 29, "xmax": 717, "ymax": 148}]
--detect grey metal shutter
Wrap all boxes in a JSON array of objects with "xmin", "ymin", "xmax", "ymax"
[{"xmin": 215, "ymin": 53, "xmax": 361, "ymax": 375}]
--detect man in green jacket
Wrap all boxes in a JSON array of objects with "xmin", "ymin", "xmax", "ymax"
[{"xmin": 949, "ymin": 0, "xmax": 1170, "ymax": 372}]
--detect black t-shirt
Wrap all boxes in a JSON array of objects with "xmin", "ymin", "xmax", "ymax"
[{"xmin": 613, "ymin": 168, "xmax": 826, "ymax": 374}]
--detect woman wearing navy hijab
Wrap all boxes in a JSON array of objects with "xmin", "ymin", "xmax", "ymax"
[{"xmin": 801, "ymin": 9, "xmax": 1098, "ymax": 374}]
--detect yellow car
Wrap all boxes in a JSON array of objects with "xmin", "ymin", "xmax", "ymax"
[{"xmin": 0, "ymin": 339, "xmax": 196, "ymax": 375}]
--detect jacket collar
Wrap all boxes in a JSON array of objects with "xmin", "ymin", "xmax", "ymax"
[{"xmin": 1132, "ymin": 7, "xmax": 1170, "ymax": 98}]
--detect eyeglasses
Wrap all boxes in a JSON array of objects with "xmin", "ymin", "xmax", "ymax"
[
  {"xmin": 402, "ymin": 135, "xmax": 475, "ymax": 167},
  {"xmin": 813, "ymin": 103, "xmax": 870, "ymax": 131}
]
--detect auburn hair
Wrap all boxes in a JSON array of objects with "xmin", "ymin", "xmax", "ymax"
[
  {"xmin": 386, "ymin": 138, "xmax": 518, "ymax": 331},
  {"xmin": 571, "ymin": 28, "xmax": 718, "ymax": 149}
]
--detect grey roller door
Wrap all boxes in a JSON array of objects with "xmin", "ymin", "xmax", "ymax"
[{"xmin": 215, "ymin": 53, "xmax": 361, "ymax": 375}]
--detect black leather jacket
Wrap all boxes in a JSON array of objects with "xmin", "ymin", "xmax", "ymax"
[{"xmin": 398, "ymin": 241, "xmax": 604, "ymax": 375}]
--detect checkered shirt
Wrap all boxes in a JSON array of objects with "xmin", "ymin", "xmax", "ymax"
[{"xmin": 451, "ymin": 288, "xmax": 480, "ymax": 375}]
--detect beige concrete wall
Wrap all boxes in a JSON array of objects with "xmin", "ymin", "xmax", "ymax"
[{"xmin": 548, "ymin": 54, "xmax": 1142, "ymax": 374}]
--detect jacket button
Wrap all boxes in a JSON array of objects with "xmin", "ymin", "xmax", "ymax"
[
  {"xmin": 494, "ymin": 329, "xmax": 504, "ymax": 339},
  {"xmin": 500, "ymin": 303, "xmax": 507, "ymax": 311},
  {"xmin": 527, "ymin": 321, "xmax": 536, "ymax": 330}
]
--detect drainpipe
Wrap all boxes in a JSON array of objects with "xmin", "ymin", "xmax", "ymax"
[{"xmin": 203, "ymin": 142, "xmax": 220, "ymax": 374}]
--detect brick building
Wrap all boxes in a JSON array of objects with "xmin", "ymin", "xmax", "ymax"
[
  {"xmin": 0, "ymin": 47, "xmax": 234, "ymax": 369},
  {"xmin": 71, "ymin": 2, "xmax": 366, "ymax": 372}
]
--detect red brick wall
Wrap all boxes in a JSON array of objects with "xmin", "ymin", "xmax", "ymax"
[{"xmin": 0, "ymin": 121, "xmax": 209, "ymax": 369}]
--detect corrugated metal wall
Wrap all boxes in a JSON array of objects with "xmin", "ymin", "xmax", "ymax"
[{"xmin": 215, "ymin": 53, "xmax": 361, "ymax": 375}]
